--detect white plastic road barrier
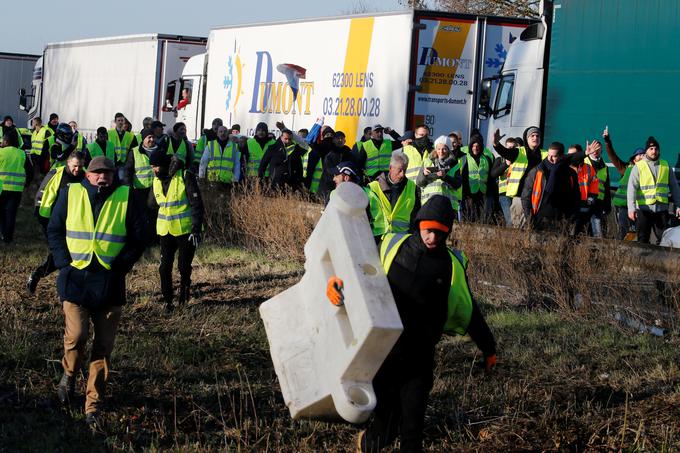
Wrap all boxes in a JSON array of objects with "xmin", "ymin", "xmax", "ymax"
[
  {"xmin": 259, "ymin": 182, "xmax": 403, "ymax": 424},
  {"xmin": 660, "ymin": 226, "xmax": 680, "ymax": 248}
]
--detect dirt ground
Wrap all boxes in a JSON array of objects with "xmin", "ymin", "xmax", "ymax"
[{"xmin": 1, "ymin": 201, "xmax": 680, "ymax": 452}]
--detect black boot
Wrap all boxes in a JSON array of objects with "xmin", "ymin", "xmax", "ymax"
[
  {"xmin": 27, "ymin": 271, "xmax": 40, "ymax": 295},
  {"xmin": 57, "ymin": 373, "xmax": 75, "ymax": 405},
  {"xmin": 163, "ymin": 293, "xmax": 174, "ymax": 314},
  {"xmin": 178, "ymin": 285, "xmax": 190, "ymax": 305}
]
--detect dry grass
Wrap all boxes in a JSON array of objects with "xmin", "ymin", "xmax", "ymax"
[{"xmin": 1, "ymin": 191, "xmax": 680, "ymax": 451}]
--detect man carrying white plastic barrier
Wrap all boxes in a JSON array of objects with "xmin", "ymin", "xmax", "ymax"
[{"xmin": 327, "ymin": 195, "xmax": 497, "ymax": 452}]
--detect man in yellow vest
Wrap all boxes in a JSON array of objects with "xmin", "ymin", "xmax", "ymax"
[
  {"xmin": 489, "ymin": 137, "xmax": 517, "ymax": 226},
  {"xmin": 68, "ymin": 120, "xmax": 87, "ymax": 153},
  {"xmin": 30, "ymin": 116, "xmax": 51, "ymax": 173},
  {"xmin": 194, "ymin": 118, "xmax": 223, "ymax": 171},
  {"xmin": 28, "ymin": 151, "xmax": 85, "ymax": 294},
  {"xmin": 365, "ymin": 151, "xmax": 421, "ymax": 239},
  {"xmin": 199, "ymin": 125, "xmax": 243, "ymax": 188},
  {"xmin": 108, "ymin": 112, "xmax": 138, "ymax": 167},
  {"xmin": 602, "ymin": 127, "xmax": 645, "ymax": 240},
  {"xmin": 46, "ymin": 156, "xmax": 146, "ymax": 429},
  {"xmin": 493, "ymin": 126, "xmax": 548, "ymax": 227},
  {"xmin": 354, "ymin": 124, "xmax": 404, "ymax": 181},
  {"xmin": 627, "ymin": 136, "xmax": 680, "ymax": 244},
  {"xmin": 399, "ymin": 130, "xmax": 424, "ymax": 182},
  {"xmin": 327, "ymin": 195, "xmax": 496, "ymax": 452},
  {"xmin": 0, "ymin": 130, "xmax": 33, "ymax": 243},
  {"xmin": 461, "ymin": 134, "xmax": 494, "ymax": 222},
  {"xmin": 241, "ymin": 122, "xmax": 276, "ymax": 179},
  {"xmin": 148, "ymin": 150, "xmax": 204, "ymax": 313},
  {"xmin": 86, "ymin": 127, "xmax": 116, "ymax": 166}
]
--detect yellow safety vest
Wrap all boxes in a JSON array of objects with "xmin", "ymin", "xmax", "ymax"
[
  {"xmin": 362, "ymin": 139, "xmax": 392, "ymax": 177},
  {"xmin": 87, "ymin": 141, "xmax": 116, "ymax": 162},
  {"xmin": 613, "ymin": 165, "xmax": 633, "ymax": 208},
  {"xmin": 246, "ymin": 137, "xmax": 275, "ymax": 177},
  {"xmin": 108, "ymin": 129, "xmax": 134, "ymax": 164},
  {"xmin": 0, "ymin": 146, "xmax": 27, "ymax": 192},
  {"xmin": 30, "ymin": 126, "xmax": 50, "ymax": 155},
  {"xmin": 206, "ymin": 140, "xmax": 238, "ymax": 184},
  {"xmin": 466, "ymin": 154, "xmax": 489, "ymax": 194},
  {"xmin": 635, "ymin": 159, "xmax": 670, "ymax": 206},
  {"xmin": 506, "ymin": 147, "xmax": 548, "ymax": 197},
  {"xmin": 420, "ymin": 156, "xmax": 459, "ymax": 211},
  {"xmin": 132, "ymin": 147, "xmax": 153, "ymax": 189},
  {"xmin": 402, "ymin": 145, "xmax": 423, "ymax": 181},
  {"xmin": 367, "ymin": 179, "xmax": 416, "ymax": 236},
  {"xmin": 380, "ymin": 233, "xmax": 473, "ymax": 335},
  {"xmin": 153, "ymin": 171, "xmax": 192, "ymax": 236},
  {"xmin": 168, "ymin": 138, "xmax": 188, "ymax": 163},
  {"xmin": 39, "ymin": 167, "xmax": 65, "ymax": 218},
  {"xmin": 302, "ymin": 149, "xmax": 322, "ymax": 193},
  {"xmin": 65, "ymin": 183, "xmax": 129, "ymax": 270}
]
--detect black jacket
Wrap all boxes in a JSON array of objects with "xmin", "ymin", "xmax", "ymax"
[
  {"xmin": 259, "ymin": 139, "xmax": 305, "ymax": 191},
  {"xmin": 380, "ymin": 234, "xmax": 496, "ymax": 367},
  {"xmin": 318, "ymin": 145, "xmax": 355, "ymax": 200},
  {"xmin": 304, "ymin": 137, "xmax": 335, "ymax": 190},
  {"xmin": 47, "ymin": 179, "xmax": 146, "ymax": 308},
  {"xmin": 147, "ymin": 170, "xmax": 204, "ymax": 235},
  {"xmin": 521, "ymin": 159, "xmax": 580, "ymax": 228}
]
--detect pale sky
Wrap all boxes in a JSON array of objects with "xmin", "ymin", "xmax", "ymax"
[{"xmin": 3, "ymin": 0, "xmax": 408, "ymax": 55}]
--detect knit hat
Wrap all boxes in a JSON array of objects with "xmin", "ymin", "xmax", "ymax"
[
  {"xmin": 149, "ymin": 150, "xmax": 171, "ymax": 167},
  {"xmin": 433, "ymin": 135, "xmax": 452, "ymax": 149},
  {"xmin": 645, "ymin": 136, "xmax": 660, "ymax": 150},
  {"xmin": 469, "ymin": 133, "xmax": 484, "ymax": 151},
  {"xmin": 255, "ymin": 122, "xmax": 268, "ymax": 133},
  {"xmin": 415, "ymin": 195, "xmax": 455, "ymax": 234}
]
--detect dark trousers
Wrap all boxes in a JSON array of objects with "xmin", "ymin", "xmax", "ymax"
[
  {"xmin": 362, "ymin": 353, "xmax": 434, "ymax": 453},
  {"xmin": 636, "ymin": 209, "xmax": 668, "ymax": 244},
  {"xmin": 159, "ymin": 233, "xmax": 196, "ymax": 302},
  {"xmin": 0, "ymin": 191, "xmax": 22, "ymax": 243},
  {"xmin": 461, "ymin": 194, "xmax": 486, "ymax": 223}
]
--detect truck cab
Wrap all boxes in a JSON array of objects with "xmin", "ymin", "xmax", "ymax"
[
  {"xmin": 479, "ymin": 18, "xmax": 547, "ymax": 146},
  {"xmin": 164, "ymin": 53, "xmax": 205, "ymax": 141},
  {"xmin": 19, "ymin": 56, "xmax": 43, "ymax": 127}
]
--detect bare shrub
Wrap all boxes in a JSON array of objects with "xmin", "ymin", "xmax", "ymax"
[{"xmin": 203, "ymin": 181, "xmax": 318, "ymax": 262}]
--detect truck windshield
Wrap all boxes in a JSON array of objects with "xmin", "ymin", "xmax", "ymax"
[{"xmin": 494, "ymin": 74, "xmax": 514, "ymax": 119}]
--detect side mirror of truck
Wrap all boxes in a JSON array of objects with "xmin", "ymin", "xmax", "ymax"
[
  {"xmin": 477, "ymin": 104, "xmax": 490, "ymax": 119},
  {"xmin": 19, "ymin": 89, "xmax": 27, "ymax": 111}
]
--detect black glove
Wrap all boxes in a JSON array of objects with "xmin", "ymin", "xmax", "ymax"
[{"xmin": 188, "ymin": 233, "xmax": 201, "ymax": 247}]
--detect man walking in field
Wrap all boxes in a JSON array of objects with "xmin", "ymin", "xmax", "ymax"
[{"xmin": 47, "ymin": 156, "xmax": 146, "ymax": 428}]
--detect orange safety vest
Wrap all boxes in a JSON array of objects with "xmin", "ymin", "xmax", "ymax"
[
  {"xmin": 530, "ymin": 168, "xmax": 576, "ymax": 215},
  {"xmin": 576, "ymin": 164, "xmax": 599, "ymax": 201}
]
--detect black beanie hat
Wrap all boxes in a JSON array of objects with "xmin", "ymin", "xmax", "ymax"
[
  {"xmin": 255, "ymin": 122, "xmax": 268, "ymax": 133},
  {"xmin": 645, "ymin": 136, "xmax": 660, "ymax": 151},
  {"xmin": 415, "ymin": 195, "xmax": 455, "ymax": 233},
  {"xmin": 149, "ymin": 150, "xmax": 171, "ymax": 167}
]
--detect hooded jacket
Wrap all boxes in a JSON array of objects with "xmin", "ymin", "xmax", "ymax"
[{"xmin": 379, "ymin": 195, "xmax": 496, "ymax": 365}]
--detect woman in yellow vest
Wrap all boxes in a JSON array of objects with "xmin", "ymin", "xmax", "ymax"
[
  {"xmin": 416, "ymin": 135, "xmax": 461, "ymax": 215},
  {"xmin": 27, "ymin": 151, "xmax": 85, "ymax": 294},
  {"xmin": 626, "ymin": 136, "xmax": 680, "ymax": 244},
  {"xmin": 0, "ymin": 130, "xmax": 33, "ymax": 243},
  {"xmin": 327, "ymin": 195, "xmax": 496, "ymax": 452},
  {"xmin": 148, "ymin": 150, "xmax": 204, "ymax": 312}
]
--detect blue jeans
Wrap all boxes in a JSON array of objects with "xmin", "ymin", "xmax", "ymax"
[{"xmin": 499, "ymin": 195, "xmax": 512, "ymax": 226}]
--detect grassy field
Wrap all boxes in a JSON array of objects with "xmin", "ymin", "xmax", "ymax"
[{"xmin": 1, "ymin": 197, "xmax": 680, "ymax": 452}]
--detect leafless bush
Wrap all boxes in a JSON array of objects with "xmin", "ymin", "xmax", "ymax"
[{"xmin": 203, "ymin": 182, "xmax": 317, "ymax": 262}]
